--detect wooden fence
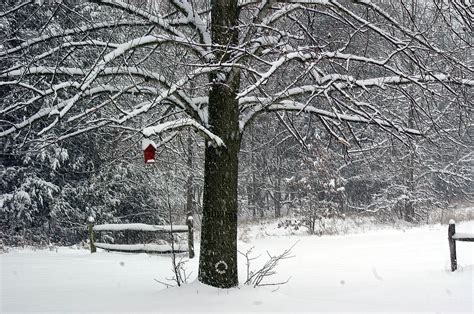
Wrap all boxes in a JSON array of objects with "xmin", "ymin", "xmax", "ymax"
[
  {"xmin": 448, "ymin": 220, "xmax": 474, "ymax": 271},
  {"xmin": 88, "ymin": 215, "xmax": 194, "ymax": 258}
]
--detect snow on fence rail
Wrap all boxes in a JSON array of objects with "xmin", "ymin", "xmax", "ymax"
[
  {"xmin": 448, "ymin": 220, "xmax": 474, "ymax": 271},
  {"xmin": 92, "ymin": 243, "xmax": 188, "ymax": 253},
  {"xmin": 93, "ymin": 223, "xmax": 188, "ymax": 232},
  {"xmin": 87, "ymin": 215, "xmax": 194, "ymax": 258}
]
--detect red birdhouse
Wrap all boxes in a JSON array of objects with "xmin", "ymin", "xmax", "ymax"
[{"xmin": 142, "ymin": 138, "xmax": 157, "ymax": 163}]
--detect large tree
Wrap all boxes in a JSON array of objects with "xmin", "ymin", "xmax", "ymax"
[{"xmin": 1, "ymin": 0, "xmax": 472, "ymax": 288}]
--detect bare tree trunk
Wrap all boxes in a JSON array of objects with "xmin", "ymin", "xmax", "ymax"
[
  {"xmin": 198, "ymin": 0, "xmax": 241, "ymax": 288},
  {"xmin": 255, "ymin": 155, "xmax": 265, "ymax": 218},
  {"xmin": 309, "ymin": 195, "xmax": 315, "ymax": 234},
  {"xmin": 274, "ymin": 178, "xmax": 282, "ymax": 218},
  {"xmin": 404, "ymin": 1, "xmax": 417, "ymax": 223},
  {"xmin": 405, "ymin": 98, "xmax": 416, "ymax": 222},
  {"xmin": 248, "ymin": 137, "xmax": 256, "ymax": 218},
  {"xmin": 186, "ymin": 134, "xmax": 194, "ymax": 215},
  {"xmin": 248, "ymin": 177, "xmax": 256, "ymax": 218}
]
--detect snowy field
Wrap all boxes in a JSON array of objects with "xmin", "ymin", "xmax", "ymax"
[{"xmin": 1, "ymin": 221, "xmax": 473, "ymax": 313}]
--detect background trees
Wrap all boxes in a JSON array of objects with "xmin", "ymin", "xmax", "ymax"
[{"xmin": 1, "ymin": 0, "xmax": 472, "ymax": 287}]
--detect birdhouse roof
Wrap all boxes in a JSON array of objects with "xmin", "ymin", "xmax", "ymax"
[{"xmin": 141, "ymin": 138, "xmax": 157, "ymax": 150}]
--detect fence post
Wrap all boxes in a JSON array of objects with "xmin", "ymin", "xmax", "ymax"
[
  {"xmin": 88, "ymin": 216, "xmax": 96, "ymax": 253},
  {"xmin": 448, "ymin": 219, "xmax": 456, "ymax": 271},
  {"xmin": 187, "ymin": 212, "xmax": 194, "ymax": 258}
]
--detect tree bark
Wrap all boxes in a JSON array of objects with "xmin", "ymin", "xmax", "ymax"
[
  {"xmin": 198, "ymin": 0, "xmax": 241, "ymax": 288},
  {"xmin": 274, "ymin": 178, "xmax": 282, "ymax": 218},
  {"xmin": 186, "ymin": 134, "xmax": 194, "ymax": 215},
  {"xmin": 404, "ymin": 5, "xmax": 417, "ymax": 223},
  {"xmin": 405, "ymin": 103, "xmax": 416, "ymax": 222}
]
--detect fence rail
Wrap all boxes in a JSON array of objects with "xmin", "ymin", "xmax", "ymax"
[
  {"xmin": 448, "ymin": 220, "xmax": 474, "ymax": 271},
  {"xmin": 93, "ymin": 223, "xmax": 189, "ymax": 232},
  {"xmin": 87, "ymin": 215, "xmax": 194, "ymax": 258}
]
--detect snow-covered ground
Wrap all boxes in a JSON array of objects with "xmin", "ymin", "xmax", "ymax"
[{"xmin": 1, "ymin": 221, "xmax": 473, "ymax": 313}]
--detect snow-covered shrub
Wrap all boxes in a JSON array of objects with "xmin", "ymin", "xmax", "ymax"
[
  {"xmin": 370, "ymin": 184, "xmax": 437, "ymax": 223},
  {"xmin": 277, "ymin": 218, "xmax": 303, "ymax": 231},
  {"xmin": 1, "ymin": 164, "xmax": 59, "ymax": 243}
]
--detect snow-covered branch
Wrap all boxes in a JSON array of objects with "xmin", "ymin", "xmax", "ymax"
[
  {"xmin": 0, "ymin": 20, "xmax": 151, "ymax": 57},
  {"xmin": 239, "ymin": 101, "xmax": 422, "ymax": 136},
  {"xmin": 142, "ymin": 118, "xmax": 224, "ymax": 147},
  {"xmin": 170, "ymin": 0, "xmax": 211, "ymax": 47},
  {"xmin": 91, "ymin": 0, "xmax": 210, "ymax": 60},
  {"xmin": 0, "ymin": 40, "xmax": 120, "ymax": 76}
]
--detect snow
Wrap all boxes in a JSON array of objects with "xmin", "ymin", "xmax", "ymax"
[
  {"xmin": 14, "ymin": 190, "xmax": 31, "ymax": 204},
  {"xmin": 142, "ymin": 118, "xmax": 225, "ymax": 147},
  {"xmin": 239, "ymin": 101, "xmax": 423, "ymax": 135},
  {"xmin": 141, "ymin": 138, "xmax": 157, "ymax": 150},
  {"xmin": 170, "ymin": 0, "xmax": 211, "ymax": 47},
  {"xmin": 1, "ymin": 66, "xmax": 85, "ymax": 78},
  {"xmin": 93, "ymin": 223, "xmax": 188, "ymax": 232},
  {"xmin": 328, "ymin": 178, "xmax": 336, "ymax": 188},
  {"xmin": 81, "ymin": 35, "xmax": 169, "ymax": 90},
  {"xmin": 0, "ymin": 21, "xmax": 147, "ymax": 58},
  {"xmin": 94, "ymin": 242, "xmax": 187, "ymax": 252},
  {"xmin": 453, "ymin": 233, "xmax": 474, "ymax": 240},
  {"xmin": 1, "ymin": 221, "xmax": 473, "ymax": 312},
  {"xmin": 86, "ymin": 1, "xmax": 210, "ymax": 60}
]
